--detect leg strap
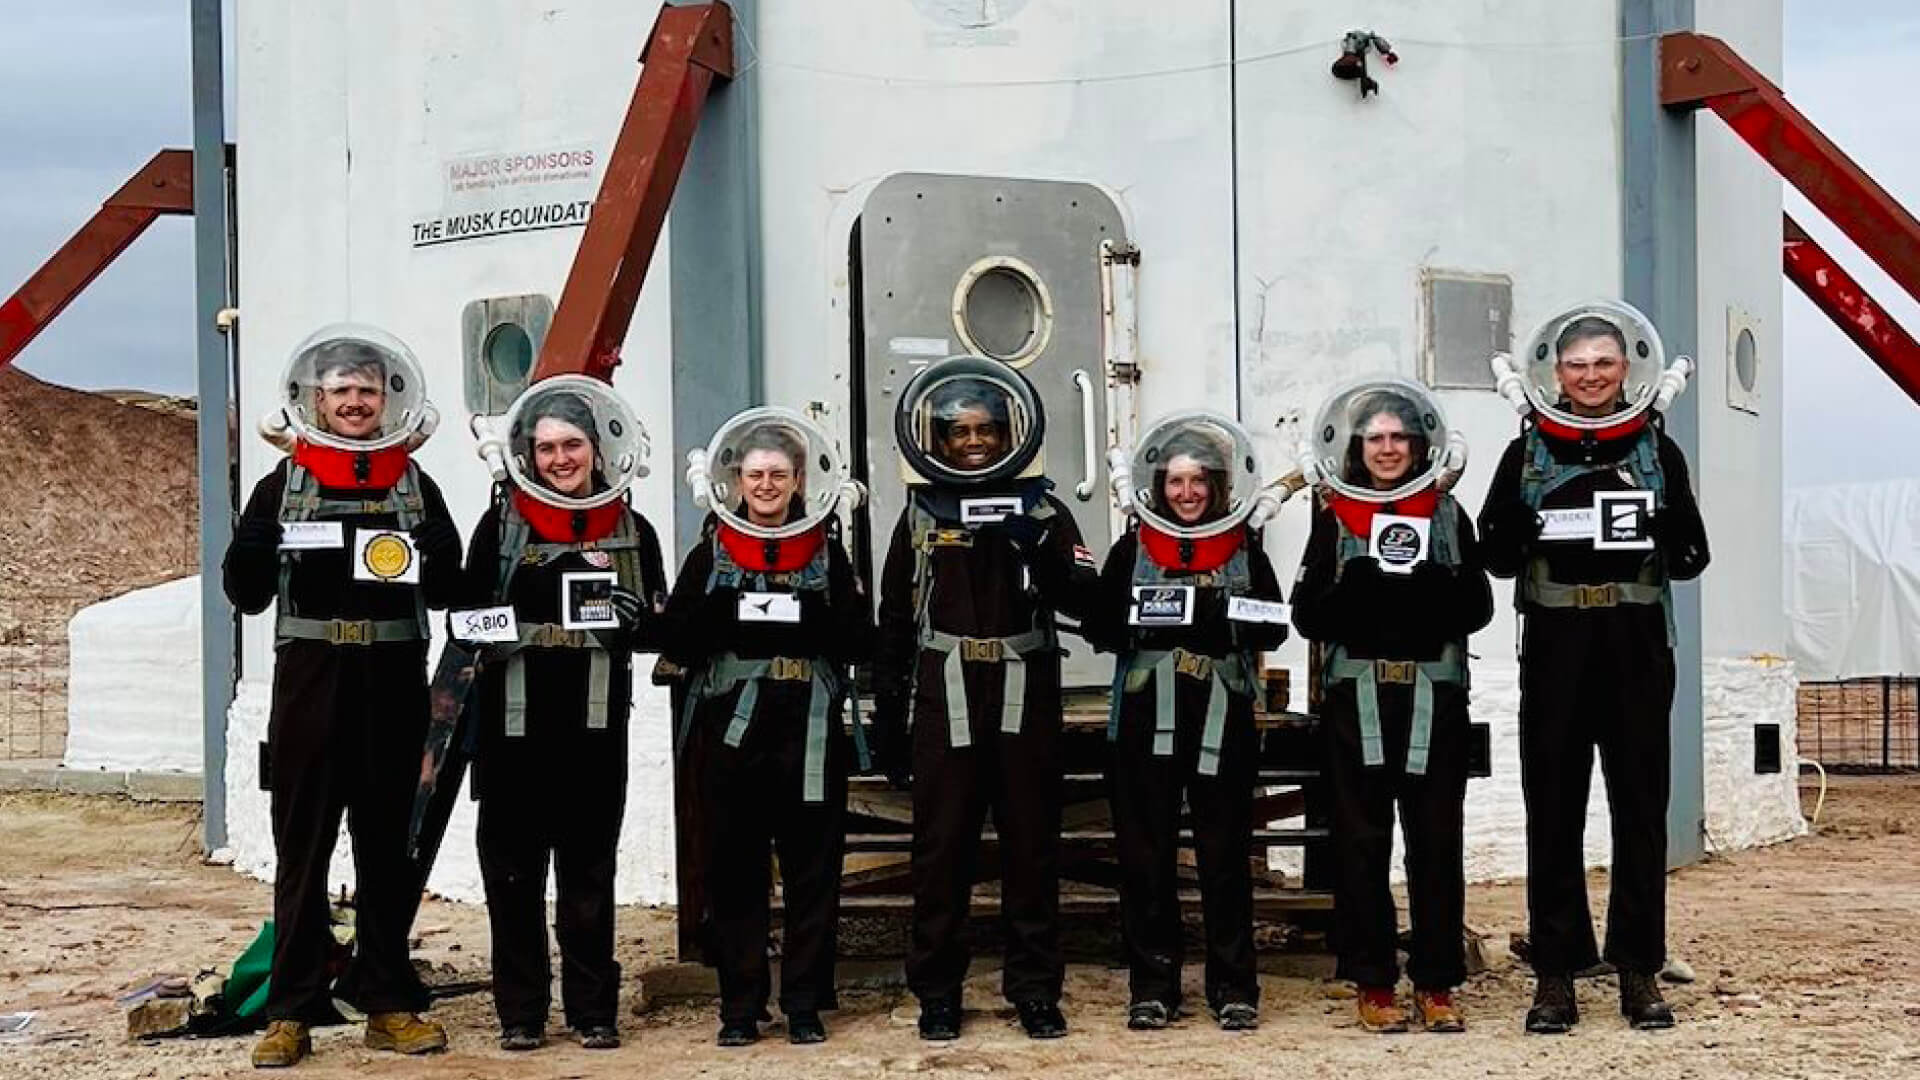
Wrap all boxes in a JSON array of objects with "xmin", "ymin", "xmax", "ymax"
[{"xmin": 505, "ymin": 654, "xmax": 528, "ymax": 738}]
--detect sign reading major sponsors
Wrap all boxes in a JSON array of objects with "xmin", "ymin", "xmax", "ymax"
[{"xmin": 411, "ymin": 146, "xmax": 598, "ymax": 249}]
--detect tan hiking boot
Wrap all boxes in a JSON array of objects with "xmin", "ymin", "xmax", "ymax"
[
  {"xmin": 1413, "ymin": 988, "xmax": 1466, "ymax": 1033},
  {"xmin": 364, "ymin": 1011, "xmax": 448, "ymax": 1055},
  {"xmin": 1356, "ymin": 987, "xmax": 1409, "ymax": 1033},
  {"xmin": 251, "ymin": 1020, "xmax": 312, "ymax": 1068}
]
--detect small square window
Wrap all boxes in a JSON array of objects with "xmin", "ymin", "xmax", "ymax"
[
  {"xmin": 462, "ymin": 295, "xmax": 554, "ymax": 416},
  {"xmin": 1422, "ymin": 271, "xmax": 1512, "ymax": 390}
]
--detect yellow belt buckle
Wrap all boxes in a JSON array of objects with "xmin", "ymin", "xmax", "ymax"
[
  {"xmin": 770, "ymin": 656, "xmax": 811, "ymax": 681},
  {"xmin": 328, "ymin": 619, "xmax": 372, "ymax": 645},
  {"xmin": 1375, "ymin": 660, "xmax": 1415, "ymax": 685},
  {"xmin": 1576, "ymin": 583, "xmax": 1618, "ymax": 609},
  {"xmin": 961, "ymin": 638, "xmax": 1004, "ymax": 663},
  {"xmin": 1174, "ymin": 649, "xmax": 1213, "ymax": 680}
]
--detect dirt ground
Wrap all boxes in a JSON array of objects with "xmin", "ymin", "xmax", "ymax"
[{"xmin": 2, "ymin": 778, "xmax": 1917, "ymax": 1080}]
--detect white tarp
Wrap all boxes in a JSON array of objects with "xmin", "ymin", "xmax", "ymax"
[
  {"xmin": 1785, "ymin": 478, "xmax": 1920, "ymax": 681},
  {"xmin": 64, "ymin": 576, "xmax": 203, "ymax": 773}
]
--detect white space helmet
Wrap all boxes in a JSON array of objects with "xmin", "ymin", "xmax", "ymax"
[
  {"xmin": 1122, "ymin": 411, "xmax": 1261, "ymax": 540},
  {"xmin": 689, "ymin": 407, "xmax": 860, "ymax": 540},
  {"xmin": 273, "ymin": 323, "xmax": 434, "ymax": 452},
  {"xmin": 498, "ymin": 375, "xmax": 649, "ymax": 510},
  {"xmin": 1516, "ymin": 300, "xmax": 1670, "ymax": 432},
  {"xmin": 1303, "ymin": 374, "xmax": 1458, "ymax": 504}
]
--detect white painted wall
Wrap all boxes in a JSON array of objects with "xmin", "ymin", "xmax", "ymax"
[
  {"xmin": 756, "ymin": 0, "xmax": 1239, "ymax": 459},
  {"xmin": 225, "ymin": 0, "xmax": 1796, "ymax": 905},
  {"xmin": 1694, "ymin": 0, "xmax": 1788, "ymax": 659},
  {"xmin": 64, "ymin": 577, "xmax": 203, "ymax": 774},
  {"xmin": 229, "ymin": 0, "xmax": 678, "ymax": 904}
]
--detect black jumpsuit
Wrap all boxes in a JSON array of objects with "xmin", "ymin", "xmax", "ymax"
[
  {"xmin": 1291, "ymin": 498, "xmax": 1493, "ymax": 991},
  {"xmin": 871, "ymin": 488, "xmax": 1097, "ymax": 1009},
  {"xmin": 661, "ymin": 522, "xmax": 871, "ymax": 1025},
  {"xmin": 1477, "ymin": 427, "xmax": 1708, "ymax": 978},
  {"xmin": 1087, "ymin": 526, "xmax": 1288, "ymax": 1013},
  {"xmin": 222, "ymin": 458, "xmax": 461, "ymax": 1022},
  {"xmin": 461, "ymin": 502, "xmax": 667, "ymax": 1034}
]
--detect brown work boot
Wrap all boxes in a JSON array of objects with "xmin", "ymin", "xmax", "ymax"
[
  {"xmin": 363, "ymin": 1011, "xmax": 448, "ymax": 1055},
  {"xmin": 1355, "ymin": 987, "xmax": 1409, "ymax": 1033},
  {"xmin": 251, "ymin": 1020, "xmax": 311, "ymax": 1068},
  {"xmin": 1413, "ymin": 988, "xmax": 1466, "ymax": 1033}
]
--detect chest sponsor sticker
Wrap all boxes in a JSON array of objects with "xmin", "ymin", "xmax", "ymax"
[
  {"xmin": 560, "ymin": 571, "xmax": 620, "ymax": 631},
  {"xmin": 1129, "ymin": 584, "xmax": 1195, "ymax": 627},
  {"xmin": 280, "ymin": 521, "xmax": 344, "ymax": 550},
  {"xmin": 450, "ymin": 605, "xmax": 519, "ymax": 644},
  {"xmin": 1073, "ymin": 544, "xmax": 1097, "ymax": 569},
  {"xmin": 1592, "ymin": 489, "xmax": 1656, "ymax": 551},
  {"xmin": 1538, "ymin": 507, "xmax": 1596, "ymax": 542},
  {"xmin": 1227, "ymin": 596, "xmax": 1291, "ymax": 625},
  {"xmin": 960, "ymin": 496, "xmax": 1023, "ymax": 525},
  {"xmin": 737, "ymin": 591, "xmax": 803, "ymax": 624},
  {"xmin": 352, "ymin": 529, "xmax": 419, "ymax": 584},
  {"xmin": 582, "ymin": 550, "xmax": 614, "ymax": 569},
  {"xmin": 1368, "ymin": 514, "xmax": 1429, "ymax": 575}
]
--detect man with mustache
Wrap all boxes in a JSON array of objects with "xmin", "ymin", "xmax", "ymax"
[{"xmin": 223, "ymin": 327, "xmax": 463, "ymax": 1067}]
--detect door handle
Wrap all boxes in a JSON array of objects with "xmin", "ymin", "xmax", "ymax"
[{"xmin": 1072, "ymin": 369, "xmax": 1096, "ymax": 501}]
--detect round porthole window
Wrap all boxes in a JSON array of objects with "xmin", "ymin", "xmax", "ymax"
[
  {"xmin": 952, "ymin": 256, "xmax": 1053, "ymax": 367},
  {"xmin": 484, "ymin": 322, "xmax": 535, "ymax": 387},
  {"xmin": 1734, "ymin": 326, "xmax": 1758, "ymax": 393}
]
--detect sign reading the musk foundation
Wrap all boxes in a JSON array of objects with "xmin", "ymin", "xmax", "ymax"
[{"xmin": 411, "ymin": 146, "xmax": 598, "ymax": 249}]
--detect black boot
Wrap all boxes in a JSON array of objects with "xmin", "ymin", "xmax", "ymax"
[
  {"xmin": 918, "ymin": 999, "xmax": 962, "ymax": 1041},
  {"xmin": 1620, "ymin": 972, "xmax": 1675, "ymax": 1030},
  {"xmin": 1524, "ymin": 976, "xmax": 1578, "ymax": 1034},
  {"xmin": 716, "ymin": 1018, "xmax": 759, "ymax": 1047},
  {"xmin": 1016, "ymin": 1000, "xmax": 1068, "ymax": 1039},
  {"xmin": 786, "ymin": 1011, "xmax": 828, "ymax": 1044}
]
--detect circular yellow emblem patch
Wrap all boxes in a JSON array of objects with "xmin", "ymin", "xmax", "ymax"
[{"xmin": 362, "ymin": 532, "xmax": 414, "ymax": 581}]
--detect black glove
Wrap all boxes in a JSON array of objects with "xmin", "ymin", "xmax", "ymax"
[
  {"xmin": 1483, "ymin": 500, "xmax": 1544, "ymax": 546},
  {"xmin": 1406, "ymin": 559, "xmax": 1456, "ymax": 591},
  {"xmin": 610, "ymin": 586, "xmax": 645, "ymax": 630},
  {"xmin": 231, "ymin": 517, "xmax": 283, "ymax": 554},
  {"xmin": 996, "ymin": 513, "xmax": 1049, "ymax": 553},
  {"xmin": 411, "ymin": 517, "xmax": 462, "ymax": 568}
]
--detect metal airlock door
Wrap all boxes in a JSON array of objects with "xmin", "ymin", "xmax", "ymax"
[{"xmin": 857, "ymin": 173, "xmax": 1131, "ymax": 690}]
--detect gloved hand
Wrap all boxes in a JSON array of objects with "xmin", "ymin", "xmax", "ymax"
[
  {"xmin": 411, "ymin": 517, "xmax": 462, "ymax": 568},
  {"xmin": 1482, "ymin": 500, "xmax": 1544, "ymax": 546},
  {"xmin": 996, "ymin": 513, "xmax": 1049, "ymax": 554},
  {"xmin": 1404, "ymin": 560, "xmax": 1458, "ymax": 608},
  {"xmin": 231, "ymin": 517, "xmax": 283, "ymax": 555},
  {"xmin": 610, "ymin": 586, "xmax": 646, "ymax": 632}
]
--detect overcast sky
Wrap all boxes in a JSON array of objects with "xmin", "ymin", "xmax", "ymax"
[{"xmin": 1, "ymin": 2, "xmax": 1915, "ymax": 489}]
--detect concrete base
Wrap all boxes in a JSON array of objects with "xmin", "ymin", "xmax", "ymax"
[{"xmin": 0, "ymin": 759, "xmax": 203, "ymax": 802}]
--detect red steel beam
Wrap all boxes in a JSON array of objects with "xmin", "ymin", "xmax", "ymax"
[
  {"xmin": 1783, "ymin": 213, "xmax": 1920, "ymax": 406},
  {"xmin": 532, "ymin": 2, "xmax": 734, "ymax": 382},
  {"xmin": 1662, "ymin": 32, "xmax": 1920, "ymax": 308},
  {"xmin": 0, "ymin": 149, "xmax": 194, "ymax": 371}
]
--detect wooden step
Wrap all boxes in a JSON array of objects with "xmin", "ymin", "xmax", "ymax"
[
  {"xmin": 831, "ymin": 887, "xmax": 1335, "ymax": 914},
  {"xmin": 843, "ymin": 827, "xmax": 1329, "ymax": 853}
]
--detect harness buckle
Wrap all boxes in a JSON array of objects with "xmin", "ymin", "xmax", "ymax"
[
  {"xmin": 326, "ymin": 619, "xmax": 375, "ymax": 645},
  {"xmin": 768, "ymin": 656, "xmax": 812, "ymax": 681},
  {"xmin": 1375, "ymin": 660, "xmax": 1416, "ymax": 685},
  {"xmin": 531, "ymin": 625, "xmax": 586, "ymax": 648},
  {"xmin": 1173, "ymin": 649, "xmax": 1214, "ymax": 680},
  {"xmin": 960, "ymin": 638, "xmax": 1005, "ymax": 663},
  {"xmin": 1574, "ymin": 583, "xmax": 1619, "ymax": 609}
]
